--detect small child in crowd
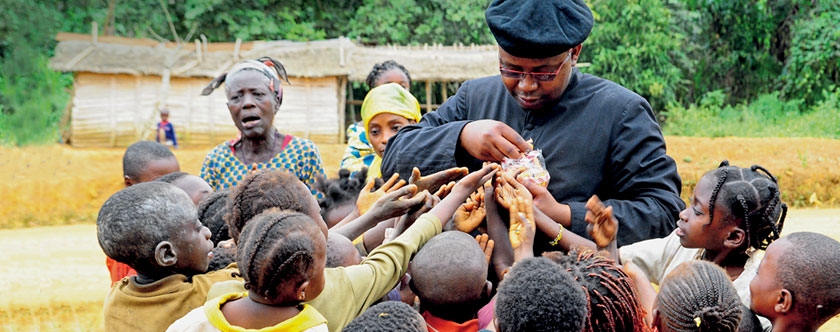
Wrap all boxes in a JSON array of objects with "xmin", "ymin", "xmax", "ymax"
[
  {"xmin": 360, "ymin": 82, "xmax": 422, "ymax": 182},
  {"xmin": 654, "ymin": 260, "xmax": 744, "ymax": 332},
  {"xmin": 155, "ymin": 171, "xmax": 213, "ymax": 206},
  {"xmin": 619, "ymin": 161, "xmax": 787, "ymax": 330},
  {"xmin": 341, "ymin": 301, "xmax": 427, "ymax": 332},
  {"xmin": 108, "ymin": 140, "xmax": 182, "ymax": 285},
  {"xmin": 97, "ymin": 182, "xmax": 238, "ymax": 332},
  {"xmin": 315, "ymin": 168, "xmax": 370, "ymax": 228},
  {"xmin": 494, "ymin": 257, "xmax": 588, "ymax": 332},
  {"xmin": 167, "ymin": 209, "xmax": 329, "ymax": 331},
  {"xmin": 156, "ymin": 108, "xmax": 179, "ymax": 149},
  {"xmin": 750, "ymin": 232, "xmax": 840, "ymax": 332},
  {"xmin": 410, "ymin": 231, "xmax": 491, "ymax": 331}
]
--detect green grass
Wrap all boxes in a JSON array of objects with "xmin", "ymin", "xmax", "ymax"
[{"xmin": 662, "ymin": 87, "xmax": 840, "ymax": 138}]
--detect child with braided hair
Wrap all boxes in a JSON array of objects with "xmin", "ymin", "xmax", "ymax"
[
  {"xmin": 314, "ymin": 168, "xmax": 370, "ymax": 229},
  {"xmin": 544, "ymin": 249, "xmax": 650, "ymax": 332},
  {"xmin": 167, "ymin": 209, "xmax": 329, "ymax": 331},
  {"xmin": 619, "ymin": 160, "xmax": 787, "ymax": 330},
  {"xmin": 654, "ymin": 260, "xmax": 744, "ymax": 332}
]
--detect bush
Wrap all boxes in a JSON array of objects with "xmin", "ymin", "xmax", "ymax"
[
  {"xmin": 662, "ymin": 87, "xmax": 840, "ymax": 139},
  {"xmin": 780, "ymin": 2, "xmax": 840, "ymax": 106}
]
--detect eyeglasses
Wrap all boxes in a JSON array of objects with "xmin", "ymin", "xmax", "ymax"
[{"xmin": 499, "ymin": 53, "xmax": 571, "ymax": 82}]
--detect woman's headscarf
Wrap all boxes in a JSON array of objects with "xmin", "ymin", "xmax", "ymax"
[
  {"xmin": 360, "ymin": 83, "xmax": 421, "ymax": 143},
  {"xmin": 200, "ymin": 57, "xmax": 290, "ymax": 101}
]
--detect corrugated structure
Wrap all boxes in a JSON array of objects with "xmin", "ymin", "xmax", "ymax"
[{"xmin": 50, "ymin": 32, "xmax": 499, "ymax": 147}]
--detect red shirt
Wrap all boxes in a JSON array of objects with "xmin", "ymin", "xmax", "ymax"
[
  {"xmin": 423, "ymin": 311, "xmax": 480, "ymax": 332},
  {"xmin": 106, "ymin": 256, "xmax": 137, "ymax": 285}
]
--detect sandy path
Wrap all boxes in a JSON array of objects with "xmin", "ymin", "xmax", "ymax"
[{"xmin": 1, "ymin": 209, "xmax": 839, "ymax": 330}]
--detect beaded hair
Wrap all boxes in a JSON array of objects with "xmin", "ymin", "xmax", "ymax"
[
  {"xmin": 704, "ymin": 160, "xmax": 787, "ymax": 251},
  {"xmin": 544, "ymin": 249, "xmax": 650, "ymax": 332},
  {"xmin": 657, "ymin": 260, "xmax": 743, "ymax": 332}
]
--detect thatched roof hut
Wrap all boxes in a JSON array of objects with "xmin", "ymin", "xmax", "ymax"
[{"xmin": 50, "ymin": 32, "xmax": 499, "ymax": 147}]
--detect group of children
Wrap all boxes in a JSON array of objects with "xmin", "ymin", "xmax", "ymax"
[{"xmin": 95, "ymin": 60, "xmax": 840, "ymax": 332}]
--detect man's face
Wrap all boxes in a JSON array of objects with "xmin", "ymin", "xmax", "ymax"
[{"xmin": 499, "ymin": 45, "xmax": 580, "ymax": 110}]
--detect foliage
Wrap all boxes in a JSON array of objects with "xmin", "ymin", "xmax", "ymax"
[
  {"xmin": 662, "ymin": 86, "xmax": 840, "ymax": 139},
  {"xmin": 583, "ymin": 0, "xmax": 689, "ymax": 112},
  {"xmin": 0, "ymin": 0, "xmax": 72, "ymax": 146},
  {"xmin": 780, "ymin": 1, "xmax": 840, "ymax": 106}
]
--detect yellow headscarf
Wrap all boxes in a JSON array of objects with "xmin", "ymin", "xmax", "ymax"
[{"xmin": 360, "ymin": 83, "xmax": 421, "ymax": 181}]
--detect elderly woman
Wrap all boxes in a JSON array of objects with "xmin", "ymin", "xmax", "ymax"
[{"xmin": 199, "ymin": 57, "xmax": 325, "ymax": 197}]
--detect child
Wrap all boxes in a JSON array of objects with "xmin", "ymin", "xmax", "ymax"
[
  {"xmin": 749, "ymin": 232, "xmax": 840, "ymax": 332},
  {"xmin": 108, "ymin": 140, "xmax": 182, "ymax": 285},
  {"xmin": 494, "ymin": 257, "xmax": 588, "ymax": 332},
  {"xmin": 197, "ymin": 188, "xmax": 232, "ymax": 246},
  {"xmin": 210, "ymin": 164, "xmax": 499, "ymax": 331},
  {"xmin": 410, "ymin": 231, "xmax": 491, "ymax": 331},
  {"xmin": 315, "ymin": 168, "xmax": 370, "ymax": 228},
  {"xmin": 619, "ymin": 161, "xmax": 786, "ymax": 329},
  {"xmin": 156, "ymin": 108, "xmax": 178, "ymax": 148},
  {"xmin": 97, "ymin": 182, "xmax": 239, "ymax": 332},
  {"xmin": 155, "ymin": 171, "xmax": 213, "ymax": 206},
  {"xmin": 341, "ymin": 60, "xmax": 412, "ymax": 173},
  {"xmin": 360, "ymin": 82, "xmax": 422, "ymax": 181},
  {"xmin": 544, "ymin": 249, "xmax": 649, "ymax": 332},
  {"xmin": 654, "ymin": 260, "xmax": 744, "ymax": 332},
  {"xmin": 167, "ymin": 209, "xmax": 329, "ymax": 331},
  {"xmin": 341, "ymin": 301, "xmax": 426, "ymax": 332},
  {"xmin": 122, "ymin": 140, "xmax": 180, "ymax": 187},
  {"xmin": 326, "ymin": 233, "xmax": 363, "ymax": 268}
]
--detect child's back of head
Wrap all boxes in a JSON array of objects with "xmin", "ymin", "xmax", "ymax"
[
  {"xmin": 656, "ymin": 260, "xmax": 743, "ymax": 332},
  {"xmin": 750, "ymin": 231, "xmax": 840, "ymax": 331},
  {"xmin": 410, "ymin": 231, "xmax": 488, "ymax": 322},
  {"xmin": 197, "ymin": 188, "xmax": 232, "ymax": 246},
  {"xmin": 236, "ymin": 208, "xmax": 327, "ymax": 306},
  {"xmin": 326, "ymin": 233, "xmax": 362, "ymax": 268},
  {"xmin": 544, "ymin": 249, "xmax": 648, "ymax": 332},
  {"xmin": 226, "ymin": 169, "xmax": 327, "ymax": 243},
  {"xmin": 155, "ymin": 171, "xmax": 212, "ymax": 206},
  {"xmin": 496, "ymin": 257, "xmax": 588, "ymax": 332},
  {"xmin": 122, "ymin": 140, "xmax": 180, "ymax": 186},
  {"xmin": 315, "ymin": 168, "xmax": 368, "ymax": 228},
  {"xmin": 97, "ymin": 181, "xmax": 211, "ymax": 277},
  {"xmin": 341, "ymin": 301, "xmax": 426, "ymax": 332}
]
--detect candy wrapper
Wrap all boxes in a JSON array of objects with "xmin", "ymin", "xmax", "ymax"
[{"xmin": 501, "ymin": 142, "xmax": 550, "ymax": 187}]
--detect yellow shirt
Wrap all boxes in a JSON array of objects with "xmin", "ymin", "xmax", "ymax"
[{"xmin": 166, "ymin": 292, "xmax": 328, "ymax": 332}]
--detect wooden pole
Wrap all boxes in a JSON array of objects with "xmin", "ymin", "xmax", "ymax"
[
  {"xmin": 338, "ymin": 76, "xmax": 347, "ymax": 144},
  {"xmin": 425, "ymin": 81, "xmax": 433, "ymax": 113},
  {"xmin": 441, "ymin": 81, "xmax": 448, "ymax": 102}
]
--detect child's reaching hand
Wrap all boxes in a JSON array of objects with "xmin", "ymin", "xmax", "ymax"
[
  {"xmin": 409, "ymin": 166, "xmax": 469, "ymax": 195},
  {"xmin": 475, "ymin": 233, "xmax": 495, "ymax": 265},
  {"xmin": 365, "ymin": 185, "xmax": 427, "ymax": 222},
  {"xmin": 427, "ymin": 164, "xmax": 498, "ymax": 226},
  {"xmin": 494, "ymin": 172, "xmax": 532, "ymax": 210},
  {"xmin": 509, "ymin": 197, "xmax": 535, "ymax": 261},
  {"xmin": 453, "ymin": 185, "xmax": 486, "ymax": 232},
  {"xmin": 433, "ymin": 181, "xmax": 455, "ymax": 199},
  {"xmin": 357, "ymin": 173, "xmax": 407, "ymax": 215},
  {"xmin": 585, "ymin": 195, "xmax": 618, "ymax": 249}
]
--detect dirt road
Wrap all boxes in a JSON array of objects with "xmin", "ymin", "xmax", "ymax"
[{"xmin": 1, "ymin": 209, "xmax": 839, "ymax": 330}]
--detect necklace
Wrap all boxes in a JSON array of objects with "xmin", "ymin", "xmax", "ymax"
[{"xmin": 238, "ymin": 131, "xmax": 279, "ymax": 166}]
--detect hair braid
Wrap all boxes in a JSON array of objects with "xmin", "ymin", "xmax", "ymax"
[
  {"xmin": 658, "ymin": 261, "xmax": 743, "ymax": 332},
  {"xmin": 707, "ymin": 168, "xmax": 728, "ymax": 227},
  {"xmin": 364, "ymin": 60, "xmax": 412, "ymax": 89},
  {"xmin": 736, "ymin": 194, "xmax": 752, "ymax": 249},
  {"xmin": 241, "ymin": 215, "xmax": 277, "ymax": 291},
  {"xmin": 226, "ymin": 170, "xmax": 265, "ymax": 242}
]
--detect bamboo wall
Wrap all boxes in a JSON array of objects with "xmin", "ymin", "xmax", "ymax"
[{"xmin": 70, "ymin": 73, "xmax": 342, "ymax": 147}]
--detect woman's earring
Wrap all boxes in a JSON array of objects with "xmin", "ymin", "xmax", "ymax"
[{"xmin": 299, "ymin": 291, "xmax": 305, "ymax": 301}]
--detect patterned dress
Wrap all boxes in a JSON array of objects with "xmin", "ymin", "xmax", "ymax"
[{"xmin": 200, "ymin": 135, "xmax": 325, "ymax": 199}]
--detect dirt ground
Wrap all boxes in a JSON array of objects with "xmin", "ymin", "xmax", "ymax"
[{"xmin": 2, "ymin": 136, "xmax": 839, "ymax": 228}]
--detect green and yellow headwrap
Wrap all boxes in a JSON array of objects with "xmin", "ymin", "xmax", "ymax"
[{"xmin": 360, "ymin": 83, "xmax": 421, "ymax": 142}]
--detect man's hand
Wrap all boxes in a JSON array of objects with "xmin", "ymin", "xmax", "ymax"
[
  {"xmin": 409, "ymin": 167, "xmax": 468, "ymax": 195},
  {"xmin": 356, "ymin": 173, "xmax": 406, "ymax": 215},
  {"xmin": 459, "ymin": 120, "xmax": 531, "ymax": 161}
]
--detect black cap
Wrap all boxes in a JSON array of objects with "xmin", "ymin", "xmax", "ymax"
[{"xmin": 486, "ymin": 0, "xmax": 594, "ymax": 59}]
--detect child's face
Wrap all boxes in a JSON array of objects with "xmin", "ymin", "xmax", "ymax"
[
  {"xmin": 368, "ymin": 113, "xmax": 415, "ymax": 158},
  {"xmin": 675, "ymin": 174, "xmax": 730, "ymax": 250},
  {"xmin": 750, "ymin": 238, "xmax": 790, "ymax": 319},
  {"xmin": 374, "ymin": 69, "xmax": 411, "ymax": 90},
  {"xmin": 173, "ymin": 175, "xmax": 213, "ymax": 206},
  {"xmin": 172, "ymin": 218, "xmax": 214, "ymax": 274},
  {"xmin": 160, "ymin": 113, "xmax": 169, "ymax": 121}
]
